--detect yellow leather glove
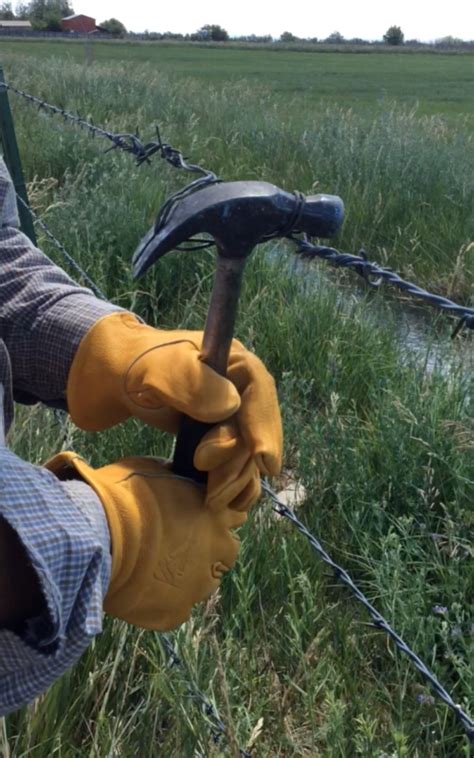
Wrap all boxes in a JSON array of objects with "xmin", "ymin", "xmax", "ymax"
[
  {"xmin": 67, "ymin": 312, "xmax": 283, "ymax": 504},
  {"xmin": 47, "ymin": 452, "xmax": 247, "ymax": 631}
]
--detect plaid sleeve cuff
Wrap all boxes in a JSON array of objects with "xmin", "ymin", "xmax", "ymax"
[
  {"xmin": 12, "ymin": 291, "xmax": 121, "ymax": 407},
  {"xmin": 0, "ymin": 160, "xmax": 122, "ymax": 405},
  {"xmin": 0, "ymin": 448, "xmax": 111, "ymax": 715},
  {"xmin": 0, "ymin": 222, "xmax": 121, "ymax": 407}
]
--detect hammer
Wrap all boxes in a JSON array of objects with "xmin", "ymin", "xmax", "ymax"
[{"xmin": 132, "ymin": 180, "xmax": 344, "ymax": 481}]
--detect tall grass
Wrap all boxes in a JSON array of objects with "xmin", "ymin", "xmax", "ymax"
[
  {"xmin": 3, "ymin": 40, "xmax": 474, "ymax": 124},
  {"xmin": 5, "ymin": 56, "xmax": 473, "ymax": 301},
  {"xmin": 0, "ymin": 53, "xmax": 473, "ymax": 755}
]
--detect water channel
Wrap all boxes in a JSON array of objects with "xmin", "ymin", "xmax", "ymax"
[{"xmin": 273, "ymin": 246, "xmax": 473, "ymax": 381}]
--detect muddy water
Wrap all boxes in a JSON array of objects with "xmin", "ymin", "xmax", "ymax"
[{"xmin": 274, "ymin": 248, "xmax": 473, "ymax": 379}]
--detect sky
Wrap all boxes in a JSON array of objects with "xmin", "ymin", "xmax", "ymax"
[{"xmin": 74, "ymin": 0, "xmax": 473, "ymax": 41}]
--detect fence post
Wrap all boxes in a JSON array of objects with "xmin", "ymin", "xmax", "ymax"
[{"xmin": 0, "ymin": 66, "xmax": 36, "ymax": 244}]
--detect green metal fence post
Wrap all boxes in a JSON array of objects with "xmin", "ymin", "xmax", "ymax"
[{"xmin": 0, "ymin": 66, "xmax": 36, "ymax": 244}]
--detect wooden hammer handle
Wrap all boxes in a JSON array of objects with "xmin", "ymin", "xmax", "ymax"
[{"xmin": 172, "ymin": 255, "xmax": 247, "ymax": 481}]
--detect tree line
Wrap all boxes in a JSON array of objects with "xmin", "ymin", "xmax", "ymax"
[
  {"xmin": 0, "ymin": 9, "xmax": 471, "ymax": 49},
  {"xmin": 133, "ymin": 26, "xmax": 473, "ymax": 48}
]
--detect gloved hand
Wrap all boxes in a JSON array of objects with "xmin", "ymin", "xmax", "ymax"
[
  {"xmin": 67, "ymin": 312, "xmax": 283, "ymax": 505},
  {"xmin": 47, "ymin": 452, "xmax": 247, "ymax": 631}
]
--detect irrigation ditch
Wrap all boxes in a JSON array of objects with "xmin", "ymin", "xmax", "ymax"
[{"xmin": 276, "ymin": 247, "xmax": 473, "ymax": 378}]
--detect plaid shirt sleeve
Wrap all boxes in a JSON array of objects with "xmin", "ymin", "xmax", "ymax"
[
  {"xmin": 0, "ymin": 158, "xmax": 118, "ymax": 713},
  {"xmin": 0, "ymin": 446, "xmax": 112, "ymax": 716},
  {"xmin": 0, "ymin": 157, "xmax": 120, "ymax": 408}
]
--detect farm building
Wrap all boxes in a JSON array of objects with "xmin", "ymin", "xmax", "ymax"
[
  {"xmin": 0, "ymin": 20, "xmax": 32, "ymax": 32},
  {"xmin": 61, "ymin": 14, "xmax": 96, "ymax": 33}
]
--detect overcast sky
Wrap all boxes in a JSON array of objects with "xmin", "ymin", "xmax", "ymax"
[{"xmin": 75, "ymin": 0, "xmax": 473, "ymax": 41}]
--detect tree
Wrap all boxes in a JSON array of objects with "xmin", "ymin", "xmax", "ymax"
[
  {"xmin": 325, "ymin": 31, "xmax": 345, "ymax": 44},
  {"xmin": 435, "ymin": 35, "xmax": 464, "ymax": 48},
  {"xmin": 100, "ymin": 17, "xmax": 126, "ymax": 37},
  {"xmin": 27, "ymin": 0, "xmax": 73, "ymax": 29},
  {"xmin": 0, "ymin": 2, "xmax": 15, "ymax": 19},
  {"xmin": 193, "ymin": 24, "xmax": 228, "ymax": 41},
  {"xmin": 15, "ymin": 2, "xmax": 30, "ymax": 17},
  {"xmin": 383, "ymin": 25, "xmax": 404, "ymax": 45},
  {"xmin": 279, "ymin": 31, "xmax": 297, "ymax": 42}
]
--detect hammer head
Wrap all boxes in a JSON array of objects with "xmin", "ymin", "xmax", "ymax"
[{"xmin": 133, "ymin": 180, "xmax": 344, "ymax": 278}]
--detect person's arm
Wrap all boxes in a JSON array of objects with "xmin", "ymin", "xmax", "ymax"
[
  {"xmin": 0, "ymin": 515, "xmax": 44, "ymax": 629},
  {"xmin": 0, "ymin": 447, "xmax": 111, "ymax": 716},
  {"xmin": 0, "ymin": 158, "xmax": 120, "ymax": 408}
]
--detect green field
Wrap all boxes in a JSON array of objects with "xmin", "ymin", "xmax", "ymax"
[
  {"xmin": 3, "ymin": 39, "xmax": 474, "ymax": 119},
  {"xmin": 2, "ymin": 41, "xmax": 474, "ymax": 299},
  {"xmin": 0, "ymin": 41, "xmax": 473, "ymax": 756}
]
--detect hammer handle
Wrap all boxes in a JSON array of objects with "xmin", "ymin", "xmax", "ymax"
[{"xmin": 172, "ymin": 254, "xmax": 247, "ymax": 481}]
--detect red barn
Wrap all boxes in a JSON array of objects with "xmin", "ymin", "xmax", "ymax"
[{"xmin": 61, "ymin": 14, "xmax": 96, "ymax": 33}]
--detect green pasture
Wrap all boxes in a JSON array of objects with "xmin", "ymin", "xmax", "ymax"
[
  {"xmin": 2, "ymin": 44, "xmax": 473, "ymax": 299},
  {"xmin": 0, "ymin": 45, "xmax": 472, "ymax": 756},
  {"xmin": 2, "ymin": 39, "xmax": 474, "ymax": 120}
]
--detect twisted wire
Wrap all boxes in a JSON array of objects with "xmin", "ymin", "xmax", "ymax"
[
  {"xmin": 294, "ymin": 239, "xmax": 474, "ymax": 337},
  {"xmin": 6, "ymin": 79, "xmax": 472, "ymax": 743},
  {"xmin": 16, "ymin": 190, "xmax": 473, "ymax": 743},
  {"xmin": 16, "ymin": 194, "xmax": 107, "ymax": 300},
  {"xmin": 5, "ymin": 80, "xmax": 472, "ymax": 337},
  {"xmin": 160, "ymin": 634, "xmax": 252, "ymax": 757},
  {"xmin": 1, "ymin": 81, "xmax": 217, "ymax": 178},
  {"xmin": 262, "ymin": 482, "xmax": 474, "ymax": 741}
]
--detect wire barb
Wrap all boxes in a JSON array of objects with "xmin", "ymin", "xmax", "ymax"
[{"xmin": 2, "ymin": 81, "xmax": 210, "ymax": 175}]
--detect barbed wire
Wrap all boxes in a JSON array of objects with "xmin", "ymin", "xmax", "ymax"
[
  {"xmin": 262, "ymin": 482, "xmax": 474, "ymax": 741},
  {"xmin": 15, "ymin": 191, "xmax": 473, "ymax": 741},
  {"xmin": 16, "ymin": 193, "xmax": 107, "ymax": 299},
  {"xmin": 1, "ymin": 80, "xmax": 218, "ymax": 179},
  {"xmin": 14, "ymin": 190, "xmax": 250, "ymax": 753},
  {"xmin": 293, "ymin": 239, "xmax": 474, "ymax": 337},
  {"xmin": 160, "ymin": 634, "xmax": 252, "ymax": 757},
  {"xmin": 5, "ymin": 79, "xmax": 472, "ymax": 338},
  {"xmin": 7, "ymin": 80, "xmax": 473, "ymax": 745}
]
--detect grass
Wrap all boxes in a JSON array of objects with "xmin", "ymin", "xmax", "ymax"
[
  {"xmin": 3, "ymin": 54, "xmax": 474, "ymax": 300},
  {"xmin": 0, "ymin": 47, "xmax": 473, "ymax": 755},
  {"xmin": 2, "ymin": 39, "xmax": 474, "ymax": 121}
]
